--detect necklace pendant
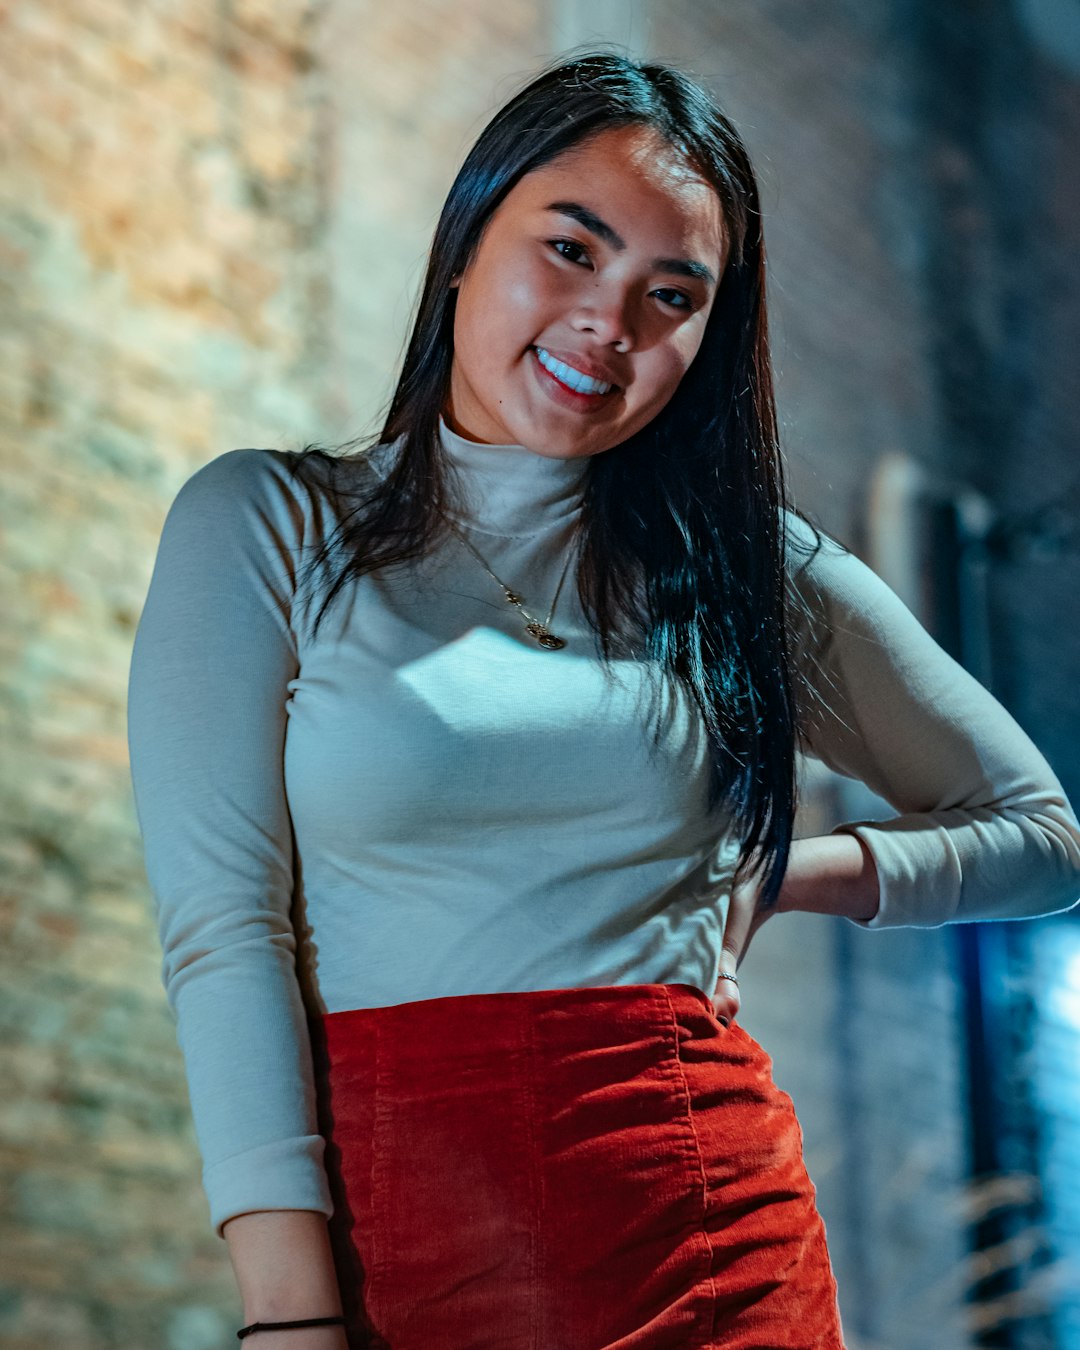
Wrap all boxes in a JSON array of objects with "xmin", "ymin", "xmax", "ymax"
[{"xmin": 524, "ymin": 620, "xmax": 566, "ymax": 650}]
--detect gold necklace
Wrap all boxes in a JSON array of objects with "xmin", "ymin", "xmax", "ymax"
[{"xmin": 445, "ymin": 518, "xmax": 577, "ymax": 650}]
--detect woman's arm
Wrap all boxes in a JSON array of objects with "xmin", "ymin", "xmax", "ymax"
[
  {"xmin": 224, "ymin": 1211, "xmax": 347, "ymax": 1347},
  {"xmin": 127, "ymin": 450, "xmax": 336, "ymax": 1242},
  {"xmin": 784, "ymin": 512, "xmax": 1080, "ymax": 929},
  {"xmin": 777, "ymin": 832, "xmax": 881, "ymax": 921},
  {"xmin": 716, "ymin": 833, "xmax": 880, "ymax": 1007}
]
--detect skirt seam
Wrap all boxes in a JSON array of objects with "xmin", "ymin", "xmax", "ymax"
[
  {"xmin": 522, "ymin": 1001, "xmax": 543, "ymax": 1350},
  {"xmin": 661, "ymin": 984, "xmax": 720, "ymax": 1348},
  {"xmin": 658, "ymin": 982, "xmax": 718, "ymax": 1350},
  {"xmin": 367, "ymin": 1013, "xmax": 387, "ymax": 1330}
]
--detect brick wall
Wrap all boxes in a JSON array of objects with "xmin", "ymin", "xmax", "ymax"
[
  {"xmin": 1, "ymin": 3, "xmax": 336, "ymax": 1343},
  {"xmin": 1, "ymin": 1, "xmax": 541, "ymax": 1344}
]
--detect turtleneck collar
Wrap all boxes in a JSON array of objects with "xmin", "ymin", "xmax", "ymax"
[{"xmin": 436, "ymin": 415, "xmax": 589, "ymax": 538}]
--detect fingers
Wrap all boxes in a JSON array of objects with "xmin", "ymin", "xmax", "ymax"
[
  {"xmin": 712, "ymin": 874, "xmax": 771, "ymax": 1026},
  {"xmin": 712, "ymin": 973, "xmax": 738, "ymax": 1026}
]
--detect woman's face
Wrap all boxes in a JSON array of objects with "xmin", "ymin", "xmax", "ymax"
[{"xmin": 445, "ymin": 123, "xmax": 729, "ymax": 461}]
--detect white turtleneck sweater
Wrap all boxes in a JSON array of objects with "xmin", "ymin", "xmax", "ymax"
[{"xmin": 126, "ymin": 416, "xmax": 1080, "ymax": 1237}]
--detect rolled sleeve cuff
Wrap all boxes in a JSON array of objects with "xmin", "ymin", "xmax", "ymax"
[
  {"xmin": 831, "ymin": 817, "xmax": 963, "ymax": 930},
  {"xmin": 204, "ymin": 1133, "xmax": 333, "ymax": 1239}
]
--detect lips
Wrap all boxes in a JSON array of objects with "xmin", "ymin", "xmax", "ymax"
[
  {"xmin": 532, "ymin": 346, "xmax": 623, "ymax": 390},
  {"xmin": 530, "ymin": 347, "xmax": 618, "ymax": 407}
]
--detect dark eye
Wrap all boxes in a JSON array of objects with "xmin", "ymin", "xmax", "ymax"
[
  {"xmin": 654, "ymin": 289, "xmax": 694, "ymax": 311},
  {"xmin": 547, "ymin": 239, "xmax": 697, "ymax": 312},
  {"xmin": 549, "ymin": 238, "xmax": 590, "ymax": 265}
]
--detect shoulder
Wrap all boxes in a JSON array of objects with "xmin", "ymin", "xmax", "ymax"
[
  {"xmin": 183, "ymin": 441, "xmax": 394, "ymax": 515},
  {"xmin": 779, "ymin": 507, "xmax": 861, "ymax": 621},
  {"xmin": 780, "ymin": 507, "xmax": 852, "ymax": 579},
  {"xmin": 172, "ymin": 447, "xmax": 304, "ymax": 514},
  {"xmin": 164, "ymin": 447, "xmax": 351, "ymax": 556},
  {"xmin": 779, "ymin": 506, "xmax": 922, "ymax": 659},
  {"xmin": 781, "ymin": 506, "xmax": 900, "ymax": 605}
]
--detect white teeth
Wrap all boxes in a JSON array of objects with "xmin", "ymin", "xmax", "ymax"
[{"xmin": 535, "ymin": 347, "xmax": 613, "ymax": 396}]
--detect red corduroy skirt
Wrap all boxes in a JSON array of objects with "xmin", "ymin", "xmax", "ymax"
[{"xmin": 308, "ymin": 982, "xmax": 846, "ymax": 1350}]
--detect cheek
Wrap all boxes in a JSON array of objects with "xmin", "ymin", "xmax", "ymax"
[
  {"xmin": 502, "ymin": 263, "xmax": 557, "ymax": 331},
  {"xmin": 635, "ymin": 344, "xmax": 697, "ymax": 407},
  {"xmin": 457, "ymin": 275, "xmax": 548, "ymax": 370}
]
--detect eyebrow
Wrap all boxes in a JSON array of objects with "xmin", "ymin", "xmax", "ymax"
[{"xmin": 543, "ymin": 199, "xmax": 719, "ymax": 288}]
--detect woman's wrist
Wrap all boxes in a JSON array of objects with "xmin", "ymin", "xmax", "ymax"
[
  {"xmin": 223, "ymin": 1210, "xmax": 345, "ymax": 1325},
  {"xmin": 237, "ymin": 1321, "xmax": 347, "ymax": 1347},
  {"xmin": 777, "ymin": 832, "xmax": 881, "ymax": 922}
]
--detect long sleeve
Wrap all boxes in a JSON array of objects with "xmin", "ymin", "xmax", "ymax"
[
  {"xmin": 785, "ymin": 512, "xmax": 1080, "ymax": 930},
  {"xmin": 126, "ymin": 448, "xmax": 333, "ymax": 1238}
]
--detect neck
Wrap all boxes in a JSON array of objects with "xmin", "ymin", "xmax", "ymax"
[{"xmin": 364, "ymin": 415, "xmax": 592, "ymax": 538}]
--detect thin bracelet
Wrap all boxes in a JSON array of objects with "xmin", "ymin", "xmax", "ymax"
[{"xmin": 237, "ymin": 1315, "xmax": 346, "ymax": 1339}]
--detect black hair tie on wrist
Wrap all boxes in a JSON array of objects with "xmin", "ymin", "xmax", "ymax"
[{"xmin": 237, "ymin": 1315, "xmax": 346, "ymax": 1339}]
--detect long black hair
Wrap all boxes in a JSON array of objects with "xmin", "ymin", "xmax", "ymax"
[{"xmin": 285, "ymin": 49, "xmax": 828, "ymax": 913}]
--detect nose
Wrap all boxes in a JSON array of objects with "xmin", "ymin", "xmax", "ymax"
[{"xmin": 571, "ymin": 283, "xmax": 635, "ymax": 350}]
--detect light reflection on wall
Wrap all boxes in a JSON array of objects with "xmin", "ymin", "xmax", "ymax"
[
  {"xmin": 1029, "ymin": 920, "xmax": 1080, "ymax": 1347},
  {"xmin": 1044, "ymin": 938, "xmax": 1080, "ymax": 1031}
]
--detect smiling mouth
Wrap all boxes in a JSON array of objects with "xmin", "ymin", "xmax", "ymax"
[{"xmin": 529, "ymin": 347, "xmax": 619, "ymax": 403}]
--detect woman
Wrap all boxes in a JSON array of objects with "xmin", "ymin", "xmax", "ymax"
[{"xmin": 127, "ymin": 51, "xmax": 1080, "ymax": 1349}]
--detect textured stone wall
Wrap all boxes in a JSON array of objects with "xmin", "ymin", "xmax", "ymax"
[{"xmin": 1, "ymin": 1, "xmax": 546, "ymax": 1345}]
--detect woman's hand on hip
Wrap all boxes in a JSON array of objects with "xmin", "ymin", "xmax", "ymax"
[{"xmin": 711, "ymin": 871, "xmax": 774, "ymax": 1025}]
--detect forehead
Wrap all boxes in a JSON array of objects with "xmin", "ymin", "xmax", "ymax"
[{"xmin": 510, "ymin": 125, "xmax": 726, "ymax": 256}]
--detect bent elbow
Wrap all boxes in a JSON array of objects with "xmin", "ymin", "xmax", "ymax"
[{"xmin": 1024, "ymin": 801, "xmax": 1080, "ymax": 919}]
